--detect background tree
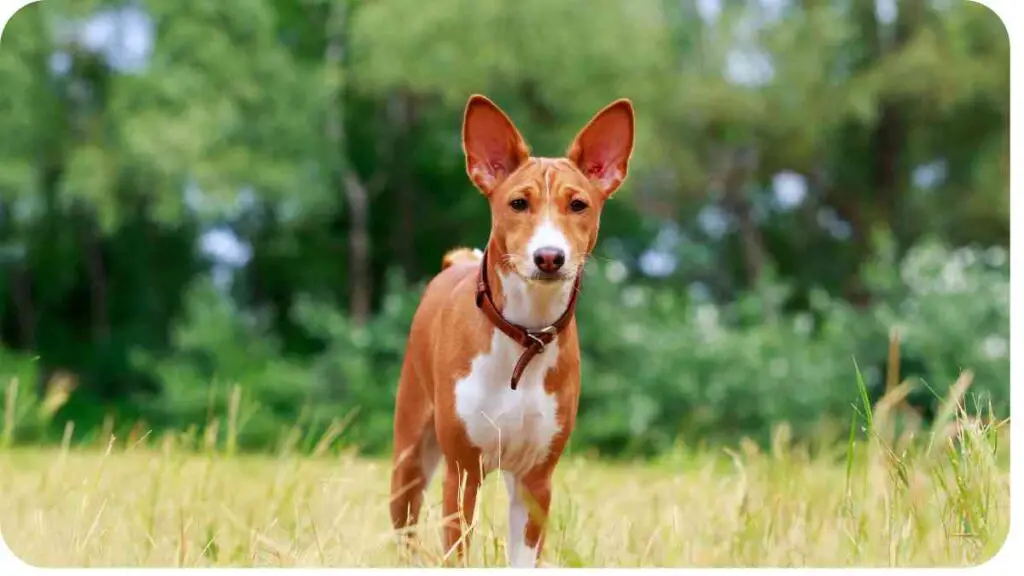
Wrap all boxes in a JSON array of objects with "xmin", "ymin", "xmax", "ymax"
[{"xmin": 0, "ymin": 0, "xmax": 1008, "ymax": 455}]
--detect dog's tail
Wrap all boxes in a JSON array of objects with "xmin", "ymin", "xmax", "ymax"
[{"xmin": 441, "ymin": 247, "xmax": 483, "ymax": 270}]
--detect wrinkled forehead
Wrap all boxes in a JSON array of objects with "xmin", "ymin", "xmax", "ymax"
[{"xmin": 499, "ymin": 158, "xmax": 592, "ymax": 198}]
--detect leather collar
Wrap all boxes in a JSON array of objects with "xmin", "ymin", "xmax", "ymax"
[{"xmin": 475, "ymin": 248, "xmax": 581, "ymax": 390}]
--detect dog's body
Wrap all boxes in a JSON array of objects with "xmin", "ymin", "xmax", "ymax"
[{"xmin": 390, "ymin": 95, "xmax": 634, "ymax": 567}]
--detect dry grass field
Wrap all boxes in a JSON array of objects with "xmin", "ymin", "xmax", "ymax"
[{"xmin": 0, "ymin": 374, "xmax": 1011, "ymax": 568}]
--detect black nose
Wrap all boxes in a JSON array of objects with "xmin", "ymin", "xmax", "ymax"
[{"xmin": 533, "ymin": 247, "xmax": 566, "ymax": 273}]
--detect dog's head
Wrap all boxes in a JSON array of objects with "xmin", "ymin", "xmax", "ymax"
[{"xmin": 462, "ymin": 95, "xmax": 634, "ymax": 284}]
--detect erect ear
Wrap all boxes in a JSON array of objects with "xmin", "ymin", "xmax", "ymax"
[
  {"xmin": 566, "ymin": 99, "xmax": 635, "ymax": 198},
  {"xmin": 462, "ymin": 94, "xmax": 530, "ymax": 196}
]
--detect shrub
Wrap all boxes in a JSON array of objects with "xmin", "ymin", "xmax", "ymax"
[{"xmin": 0, "ymin": 240, "xmax": 1007, "ymax": 458}]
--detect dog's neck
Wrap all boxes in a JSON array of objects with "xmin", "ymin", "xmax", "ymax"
[{"xmin": 485, "ymin": 243, "xmax": 574, "ymax": 331}]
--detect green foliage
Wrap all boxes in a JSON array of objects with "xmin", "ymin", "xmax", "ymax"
[
  {"xmin": 0, "ymin": 0, "xmax": 1009, "ymax": 457},
  {"xmin": 7, "ymin": 239, "xmax": 1001, "ymax": 456},
  {"xmin": 570, "ymin": 239, "xmax": 1008, "ymax": 456}
]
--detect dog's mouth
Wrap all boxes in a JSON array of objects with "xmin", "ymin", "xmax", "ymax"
[
  {"xmin": 529, "ymin": 271, "xmax": 570, "ymax": 284},
  {"xmin": 522, "ymin": 264, "xmax": 581, "ymax": 286}
]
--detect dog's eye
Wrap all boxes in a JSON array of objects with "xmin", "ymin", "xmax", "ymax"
[
  {"xmin": 570, "ymin": 199, "xmax": 588, "ymax": 213},
  {"xmin": 510, "ymin": 198, "xmax": 528, "ymax": 212}
]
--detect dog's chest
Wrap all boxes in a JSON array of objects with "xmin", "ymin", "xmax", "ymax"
[{"xmin": 454, "ymin": 332, "xmax": 561, "ymax": 475}]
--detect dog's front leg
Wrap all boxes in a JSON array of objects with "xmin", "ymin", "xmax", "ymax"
[{"xmin": 504, "ymin": 470, "xmax": 553, "ymax": 568}]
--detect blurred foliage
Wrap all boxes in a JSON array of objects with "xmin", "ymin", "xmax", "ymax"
[{"xmin": 0, "ymin": 0, "xmax": 1009, "ymax": 456}]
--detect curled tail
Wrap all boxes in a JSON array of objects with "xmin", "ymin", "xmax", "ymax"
[{"xmin": 441, "ymin": 247, "xmax": 483, "ymax": 270}]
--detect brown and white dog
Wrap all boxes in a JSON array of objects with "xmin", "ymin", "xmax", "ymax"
[{"xmin": 389, "ymin": 94, "xmax": 634, "ymax": 567}]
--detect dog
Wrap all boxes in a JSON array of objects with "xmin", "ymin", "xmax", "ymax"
[{"xmin": 389, "ymin": 93, "xmax": 635, "ymax": 567}]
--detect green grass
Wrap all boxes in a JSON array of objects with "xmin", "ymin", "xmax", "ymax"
[{"xmin": 0, "ymin": 373, "xmax": 1011, "ymax": 567}]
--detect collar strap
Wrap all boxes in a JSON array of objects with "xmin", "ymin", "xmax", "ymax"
[{"xmin": 475, "ymin": 249, "xmax": 581, "ymax": 390}]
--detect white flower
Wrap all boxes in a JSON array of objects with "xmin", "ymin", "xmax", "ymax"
[
  {"xmin": 605, "ymin": 260, "xmax": 628, "ymax": 284},
  {"xmin": 622, "ymin": 286, "xmax": 646, "ymax": 308},
  {"xmin": 793, "ymin": 313, "xmax": 813, "ymax": 336},
  {"xmin": 985, "ymin": 246, "xmax": 1008, "ymax": 268},
  {"xmin": 982, "ymin": 335, "xmax": 1008, "ymax": 360},
  {"xmin": 940, "ymin": 260, "xmax": 968, "ymax": 293},
  {"xmin": 769, "ymin": 358, "xmax": 789, "ymax": 379},
  {"xmin": 695, "ymin": 304, "xmax": 722, "ymax": 342}
]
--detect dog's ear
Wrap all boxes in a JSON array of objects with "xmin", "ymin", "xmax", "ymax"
[
  {"xmin": 462, "ymin": 94, "xmax": 530, "ymax": 196},
  {"xmin": 566, "ymin": 99, "xmax": 635, "ymax": 198}
]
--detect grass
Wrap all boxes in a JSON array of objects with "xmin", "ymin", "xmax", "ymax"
[{"xmin": 0, "ymin": 368, "xmax": 1012, "ymax": 568}]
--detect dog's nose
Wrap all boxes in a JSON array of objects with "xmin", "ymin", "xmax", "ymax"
[{"xmin": 533, "ymin": 247, "xmax": 566, "ymax": 273}]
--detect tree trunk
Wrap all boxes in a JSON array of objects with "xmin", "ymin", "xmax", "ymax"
[
  {"xmin": 835, "ymin": 0, "xmax": 919, "ymax": 307},
  {"xmin": 388, "ymin": 91, "xmax": 419, "ymax": 280},
  {"xmin": 718, "ymin": 147, "xmax": 767, "ymax": 288},
  {"xmin": 9, "ymin": 261, "xmax": 36, "ymax": 349},
  {"xmin": 76, "ymin": 207, "xmax": 110, "ymax": 342},
  {"xmin": 325, "ymin": 0, "xmax": 371, "ymax": 325},
  {"xmin": 876, "ymin": 0, "xmax": 924, "ymax": 258}
]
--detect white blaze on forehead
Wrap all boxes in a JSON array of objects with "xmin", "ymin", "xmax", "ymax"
[{"xmin": 525, "ymin": 163, "xmax": 572, "ymax": 267}]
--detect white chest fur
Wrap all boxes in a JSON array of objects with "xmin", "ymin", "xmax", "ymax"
[
  {"xmin": 454, "ymin": 332, "xmax": 561, "ymax": 475},
  {"xmin": 453, "ymin": 269, "xmax": 570, "ymax": 476}
]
